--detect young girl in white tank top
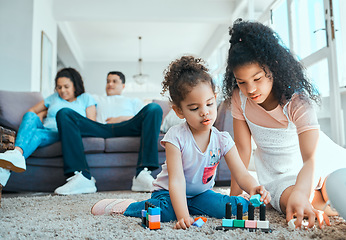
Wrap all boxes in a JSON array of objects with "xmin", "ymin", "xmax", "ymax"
[{"xmin": 224, "ymin": 19, "xmax": 346, "ymax": 229}]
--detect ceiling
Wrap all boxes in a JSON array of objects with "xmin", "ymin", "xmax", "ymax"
[{"xmin": 53, "ymin": 0, "xmax": 274, "ymax": 65}]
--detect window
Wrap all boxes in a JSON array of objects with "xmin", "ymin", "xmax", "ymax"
[
  {"xmin": 291, "ymin": 0, "xmax": 326, "ymax": 59},
  {"xmin": 271, "ymin": 0, "xmax": 290, "ymax": 48},
  {"xmin": 270, "ymin": 0, "xmax": 345, "ymax": 145}
]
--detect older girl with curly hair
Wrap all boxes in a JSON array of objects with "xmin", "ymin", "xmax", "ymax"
[{"xmin": 224, "ymin": 19, "xmax": 346, "ymax": 229}]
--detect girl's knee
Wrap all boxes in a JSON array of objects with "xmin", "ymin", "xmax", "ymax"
[
  {"xmin": 23, "ymin": 111, "xmax": 38, "ymax": 119},
  {"xmin": 21, "ymin": 112, "xmax": 41, "ymax": 126}
]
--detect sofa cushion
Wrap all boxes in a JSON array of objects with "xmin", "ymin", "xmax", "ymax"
[
  {"xmin": 105, "ymin": 135, "xmax": 165, "ymax": 153},
  {"xmin": 0, "ymin": 90, "xmax": 43, "ymax": 131},
  {"xmin": 31, "ymin": 137, "xmax": 106, "ymax": 158},
  {"xmin": 152, "ymin": 99, "xmax": 171, "ymax": 120}
]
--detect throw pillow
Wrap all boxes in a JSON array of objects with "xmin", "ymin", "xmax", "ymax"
[{"xmin": 160, "ymin": 109, "xmax": 185, "ymax": 133}]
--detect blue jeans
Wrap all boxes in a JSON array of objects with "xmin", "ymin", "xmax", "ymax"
[
  {"xmin": 15, "ymin": 112, "xmax": 59, "ymax": 159},
  {"xmin": 56, "ymin": 103, "xmax": 163, "ymax": 176},
  {"xmin": 124, "ymin": 190, "xmax": 249, "ymax": 222}
]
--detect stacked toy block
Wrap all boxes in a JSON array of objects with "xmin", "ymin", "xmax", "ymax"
[
  {"xmin": 141, "ymin": 201, "xmax": 161, "ymax": 230},
  {"xmin": 216, "ymin": 194, "xmax": 273, "ymax": 233}
]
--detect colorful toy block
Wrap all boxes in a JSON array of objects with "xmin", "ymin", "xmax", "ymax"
[
  {"xmin": 192, "ymin": 218, "xmax": 205, "ymax": 227},
  {"xmin": 148, "ymin": 221, "xmax": 160, "ymax": 230},
  {"xmin": 233, "ymin": 219, "xmax": 245, "ymax": 228},
  {"xmin": 192, "ymin": 217, "xmax": 207, "ymax": 227},
  {"xmin": 245, "ymin": 220, "xmax": 257, "ymax": 229},
  {"xmin": 148, "ymin": 207, "xmax": 161, "ymax": 215},
  {"xmin": 140, "ymin": 201, "xmax": 161, "ymax": 230},
  {"xmin": 288, "ymin": 218, "xmax": 296, "ymax": 230},
  {"xmin": 257, "ymin": 220, "xmax": 270, "ymax": 229},
  {"xmin": 250, "ymin": 194, "xmax": 263, "ymax": 207},
  {"xmin": 287, "ymin": 218, "xmax": 309, "ymax": 230},
  {"xmin": 216, "ymin": 201, "xmax": 273, "ymax": 233},
  {"xmin": 194, "ymin": 217, "xmax": 207, "ymax": 223},
  {"xmin": 148, "ymin": 214, "xmax": 160, "ymax": 222},
  {"xmin": 222, "ymin": 219, "xmax": 234, "ymax": 227}
]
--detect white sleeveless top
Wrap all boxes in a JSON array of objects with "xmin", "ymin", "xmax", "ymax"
[{"xmin": 239, "ymin": 91, "xmax": 346, "ymax": 212}]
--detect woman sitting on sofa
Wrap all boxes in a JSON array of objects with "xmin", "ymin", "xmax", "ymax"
[{"xmin": 0, "ymin": 68, "xmax": 97, "ymax": 188}]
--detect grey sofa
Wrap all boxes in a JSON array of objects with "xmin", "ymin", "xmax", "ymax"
[{"xmin": 0, "ymin": 90, "xmax": 233, "ymax": 192}]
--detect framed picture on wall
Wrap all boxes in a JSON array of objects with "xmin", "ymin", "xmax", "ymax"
[{"xmin": 40, "ymin": 31, "xmax": 53, "ymax": 98}]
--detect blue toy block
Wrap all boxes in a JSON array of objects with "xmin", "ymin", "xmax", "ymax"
[
  {"xmin": 148, "ymin": 207, "xmax": 161, "ymax": 215},
  {"xmin": 250, "ymin": 194, "xmax": 263, "ymax": 207},
  {"xmin": 222, "ymin": 219, "xmax": 234, "ymax": 227},
  {"xmin": 141, "ymin": 210, "xmax": 147, "ymax": 218},
  {"xmin": 192, "ymin": 218, "xmax": 205, "ymax": 227}
]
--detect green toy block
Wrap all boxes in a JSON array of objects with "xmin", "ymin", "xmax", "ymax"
[{"xmin": 233, "ymin": 219, "xmax": 245, "ymax": 228}]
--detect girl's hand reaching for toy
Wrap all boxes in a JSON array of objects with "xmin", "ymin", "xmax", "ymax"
[
  {"xmin": 250, "ymin": 185, "xmax": 271, "ymax": 205},
  {"xmin": 174, "ymin": 216, "xmax": 195, "ymax": 230},
  {"xmin": 286, "ymin": 190, "xmax": 331, "ymax": 229}
]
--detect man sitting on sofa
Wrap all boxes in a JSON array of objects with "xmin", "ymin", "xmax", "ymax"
[{"xmin": 54, "ymin": 71, "xmax": 163, "ymax": 195}]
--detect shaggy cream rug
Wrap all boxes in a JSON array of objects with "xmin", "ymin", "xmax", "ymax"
[{"xmin": 1, "ymin": 188, "xmax": 345, "ymax": 239}]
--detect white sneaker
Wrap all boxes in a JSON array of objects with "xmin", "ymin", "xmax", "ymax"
[
  {"xmin": 0, "ymin": 167, "xmax": 11, "ymax": 186},
  {"xmin": 0, "ymin": 149, "xmax": 26, "ymax": 172},
  {"xmin": 131, "ymin": 168, "xmax": 154, "ymax": 192},
  {"xmin": 54, "ymin": 171, "xmax": 97, "ymax": 195}
]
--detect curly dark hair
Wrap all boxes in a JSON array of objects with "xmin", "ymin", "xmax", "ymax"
[
  {"xmin": 161, "ymin": 56, "xmax": 215, "ymax": 108},
  {"xmin": 55, "ymin": 67, "xmax": 85, "ymax": 97},
  {"xmin": 223, "ymin": 19, "xmax": 320, "ymax": 105}
]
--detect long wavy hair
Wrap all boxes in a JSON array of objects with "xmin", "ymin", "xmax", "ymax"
[{"xmin": 223, "ymin": 19, "xmax": 320, "ymax": 105}]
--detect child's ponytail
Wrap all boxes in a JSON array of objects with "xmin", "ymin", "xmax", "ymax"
[{"xmin": 162, "ymin": 56, "xmax": 214, "ymax": 107}]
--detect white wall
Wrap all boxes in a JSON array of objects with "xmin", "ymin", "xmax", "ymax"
[
  {"xmin": 57, "ymin": 28, "xmax": 82, "ymax": 73},
  {"xmin": 0, "ymin": 0, "xmax": 34, "ymax": 91},
  {"xmin": 0, "ymin": 0, "xmax": 57, "ymax": 96},
  {"xmin": 82, "ymin": 61, "xmax": 170, "ymax": 101},
  {"xmin": 31, "ymin": 0, "xmax": 57, "ymax": 97}
]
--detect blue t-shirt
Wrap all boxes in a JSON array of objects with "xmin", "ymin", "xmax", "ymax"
[{"xmin": 43, "ymin": 92, "xmax": 97, "ymax": 131}]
